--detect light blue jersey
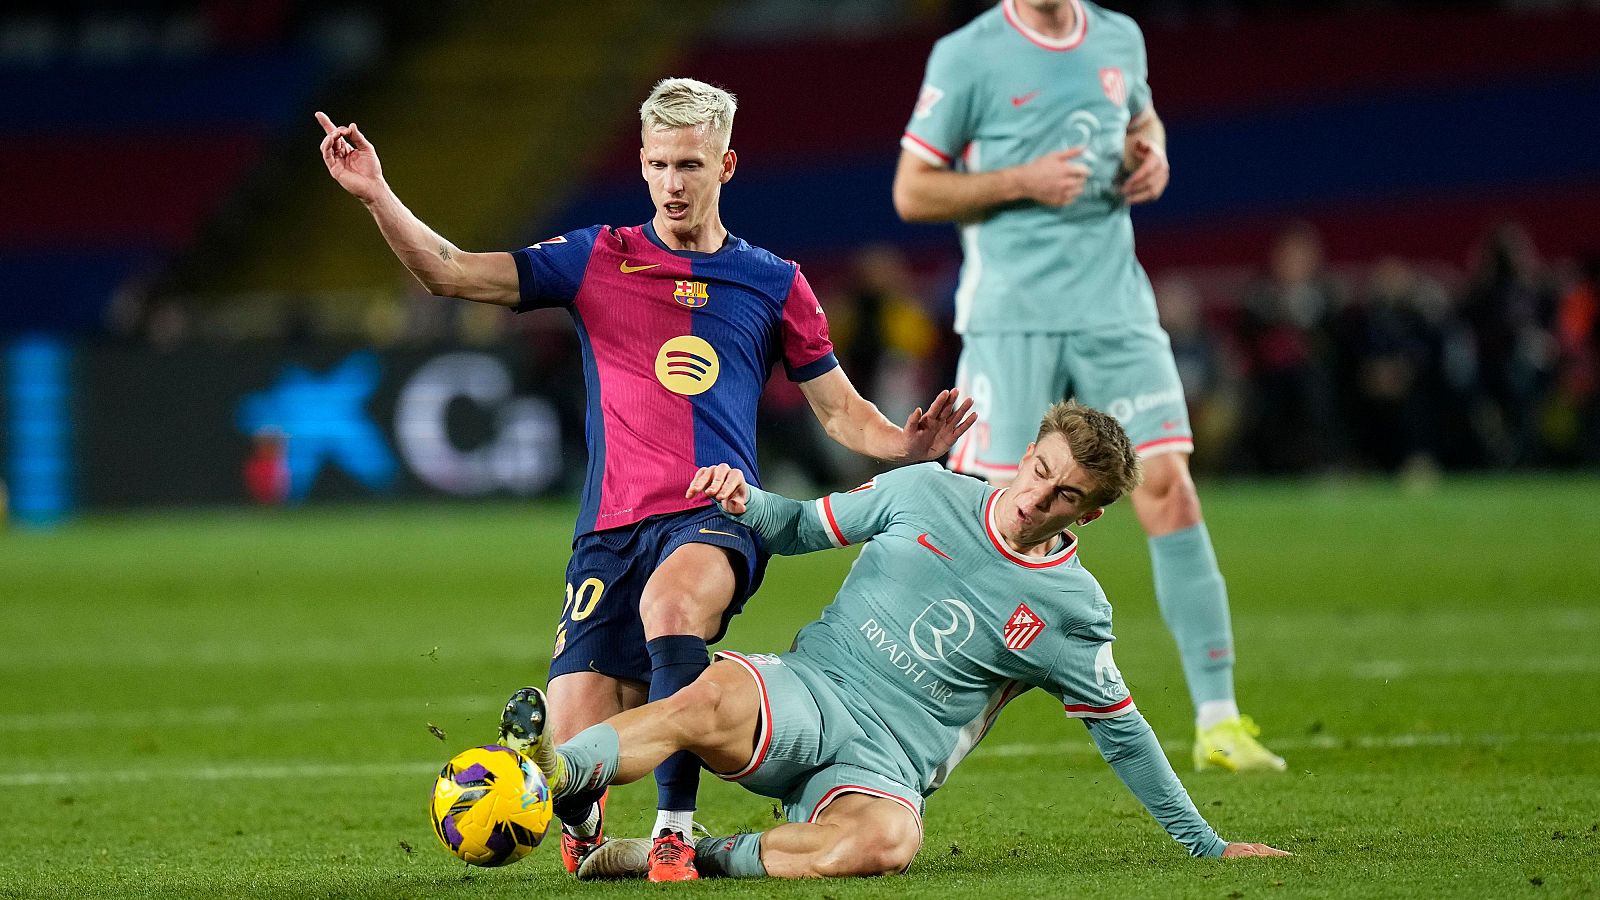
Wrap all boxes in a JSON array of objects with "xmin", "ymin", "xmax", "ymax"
[
  {"xmin": 728, "ymin": 463, "xmax": 1226, "ymax": 857},
  {"xmin": 902, "ymin": 0, "xmax": 1157, "ymax": 335}
]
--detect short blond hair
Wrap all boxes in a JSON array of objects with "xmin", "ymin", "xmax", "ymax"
[
  {"xmin": 639, "ymin": 77, "xmax": 737, "ymax": 150},
  {"xmin": 1036, "ymin": 400, "xmax": 1142, "ymax": 506}
]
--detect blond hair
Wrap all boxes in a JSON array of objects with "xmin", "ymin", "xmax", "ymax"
[
  {"xmin": 639, "ymin": 77, "xmax": 737, "ymax": 150},
  {"xmin": 1036, "ymin": 400, "xmax": 1142, "ymax": 506}
]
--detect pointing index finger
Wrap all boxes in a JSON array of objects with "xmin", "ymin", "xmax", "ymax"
[{"xmin": 314, "ymin": 111, "xmax": 337, "ymax": 135}]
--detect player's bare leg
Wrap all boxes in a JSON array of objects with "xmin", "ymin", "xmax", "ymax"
[
  {"xmin": 583, "ymin": 796, "xmax": 921, "ymax": 880},
  {"xmin": 1131, "ymin": 452, "xmax": 1284, "ymax": 772},
  {"xmin": 756, "ymin": 793, "xmax": 922, "ymax": 878},
  {"xmin": 1130, "ymin": 451, "xmax": 1203, "ymax": 537},
  {"xmin": 536, "ymin": 665, "xmax": 925, "ymax": 879},
  {"xmin": 546, "ymin": 672, "xmax": 647, "ymax": 744},
  {"xmin": 580, "ymin": 660, "xmax": 760, "ymax": 783},
  {"xmin": 636, "ymin": 541, "xmax": 740, "ymax": 880},
  {"xmin": 525, "ymin": 661, "xmax": 758, "ymax": 879}
]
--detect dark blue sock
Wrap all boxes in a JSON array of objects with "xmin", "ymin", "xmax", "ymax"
[{"xmin": 646, "ymin": 634, "xmax": 710, "ymax": 813}]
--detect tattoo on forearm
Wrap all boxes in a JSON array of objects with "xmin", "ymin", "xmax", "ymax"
[{"xmin": 438, "ymin": 245, "xmax": 453, "ymax": 261}]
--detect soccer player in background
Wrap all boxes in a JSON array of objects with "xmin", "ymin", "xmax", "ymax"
[
  {"xmin": 507, "ymin": 401, "xmax": 1289, "ymax": 879},
  {"xmin": 891, "ymin": 0, "xmax": 1285, "ymax": 771},
  {"xmin": 315, "ymin": 77, "xmax": 973, "ymax": 880}
]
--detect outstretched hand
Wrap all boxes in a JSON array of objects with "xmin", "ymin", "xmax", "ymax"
[
  {"xmin": 1222, "ymin": 842, "xmax": 1292, "ymax": 858},
  {"xmin": 315, "ymin": 111, "xmax": 384, "ymax": 203},
  {"xmin": 686, "ymin": 464, "xmax": 751, "ymax": 515},
  {"xmin": 901, "ymin": 389, "xmax": 976, "ymax": 462}
]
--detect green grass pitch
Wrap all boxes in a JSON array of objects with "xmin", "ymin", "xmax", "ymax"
[{"xmin": 2, "ymin": 476, "xmax": 1597, "ymax": 898}]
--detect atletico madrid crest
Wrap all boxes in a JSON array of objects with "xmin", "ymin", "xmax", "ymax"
[
  {"xmin": 1099, "ymin": 68, "xmax": 1126, "ymax": 107},
  {"xmin": 1003, "ymin": 602, "xmax": 1045, "ymax": 650}
]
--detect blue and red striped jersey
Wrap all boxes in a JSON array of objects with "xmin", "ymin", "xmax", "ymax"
[{"xmin": 513, "ymin": 221, "xmax": 838, "ymax": 538}]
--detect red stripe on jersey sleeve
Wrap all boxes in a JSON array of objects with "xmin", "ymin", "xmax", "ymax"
[
  {"xmin": 1063, "ymin": 695, "xmax": 1134, "ymax": 715},
  {"xmin": 821, "ymin": 495, "xmax": 849, "ymax": 546}
]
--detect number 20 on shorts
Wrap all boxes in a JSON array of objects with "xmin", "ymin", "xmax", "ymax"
[
  {"xmin": 552, "ymin": 577, "xmax": 605, "ymax": 660},
  {"xmin": 562, "ymin": 577, "xmax": 605, "ymax": 622}
]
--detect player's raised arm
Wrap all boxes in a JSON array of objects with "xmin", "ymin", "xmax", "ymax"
[
  {"xmin": 314, "ymin": 112, "xmax": 520, "ymax": 306},
  {"xmin": 797, "ymin": 369, "xmax": 974, "ymax": 464}
]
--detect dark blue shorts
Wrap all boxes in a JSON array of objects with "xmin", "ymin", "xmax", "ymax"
[{"xmin": 547, "ymin": 504, "xmax": 769, "ymax": 684}]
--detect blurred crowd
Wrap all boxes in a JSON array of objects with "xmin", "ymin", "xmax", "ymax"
[
  {"xmin": 811, "ymin": 221, "xmax": 1600, "ymax": 484},
  {"xmin": 1161, "ymin": 222, "xmax": 1600, "ymax": 477},
  {"xmin": 104, "ymin": 220, "xmax": 1600, "ymax": 484}
]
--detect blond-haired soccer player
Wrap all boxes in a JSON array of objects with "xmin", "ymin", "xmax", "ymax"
[
  {"xmin": 507, "ymin": 400, "xmax": 1288, "ymax": 879},
  {"xmin": 317, "ymin": 77, "xmax": 973, "ymax": 880}
]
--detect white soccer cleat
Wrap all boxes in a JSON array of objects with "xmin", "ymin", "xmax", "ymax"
[{"xmin": 576, "ymin": 837, "xmax": 652, "ymax": 880}]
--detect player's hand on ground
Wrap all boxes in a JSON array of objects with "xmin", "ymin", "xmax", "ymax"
[
  {"xmin": 1118, "ymin": 137, "xmax": 1168, "ymax": 205},
  {"xmin": 1221, "ymin": 842, "xmax": 1291, "ymax": 858},
  {"xmin": 315, "ymin": 111, "xmax": 384, "ymax": 202},
  {"xmin": 687, "ymin": 464, "xmax": 750, "ymax": 515},
  {"xmin": 1015, "ymin": 148, "xmax": 1092, "ymax": 207},
  {"xmin": 901, "ymin": 389, "xmax": 976, "ymax": 462}
]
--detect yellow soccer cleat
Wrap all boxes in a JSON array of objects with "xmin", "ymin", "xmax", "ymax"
[
  {"xmin": 1193, "ymin": 715, "xmax": 1287, "ymax": 772},
  {"xmin": 497, "ymin": 686, "xmax": 568, "ymax": 792}
]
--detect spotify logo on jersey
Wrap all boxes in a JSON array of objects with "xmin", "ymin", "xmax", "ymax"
[{"xmin": 655, "ymin": 336, "xmax": 720, "ymax": 396}]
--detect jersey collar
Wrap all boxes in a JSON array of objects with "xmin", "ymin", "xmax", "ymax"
[
  {"xmin": 1002, "ymin": 0, "xmax": 1088, "ymax": 52},
  {"xmin": 984, "ymin": 489, "xmax": 1079, "ymax": 569},
  {"xmin": 642, "ymin": 220, "xmax": 742, "ymax": 258}
]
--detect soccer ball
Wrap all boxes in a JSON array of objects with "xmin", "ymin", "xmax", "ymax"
[{"xmin": 429, "ymin": 744, "xmax": 553, "ymax": 866}]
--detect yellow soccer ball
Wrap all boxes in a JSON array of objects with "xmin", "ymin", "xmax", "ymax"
[{"xmin": 429, "ymin": 744, "xmax": 553, "ymax": 866}]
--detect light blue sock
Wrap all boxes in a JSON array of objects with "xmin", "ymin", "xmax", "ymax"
[
  {"xmin": 695, "ymin": 833, "xmax": 767, "ymax": 878},
  {"xmin": 553, "ymin": 724, "xmax": 619, "ymax": 801},
  {"xmin": 1149, "ymin": 522, "xmax": 1236, "ymax": 710}
]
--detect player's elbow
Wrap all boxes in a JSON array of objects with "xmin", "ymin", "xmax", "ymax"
[{"xmin": 892, "ymin": 180, "xmax": 940, "ymax": 224}]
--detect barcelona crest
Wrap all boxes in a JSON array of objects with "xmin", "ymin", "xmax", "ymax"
[{"xmin": 673, "ymin": 280, "xmax": 710, "ymax": 308}]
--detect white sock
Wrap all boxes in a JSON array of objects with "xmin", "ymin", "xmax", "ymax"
[
  {"xmin": 562, "ymin": 803, "xmax": 602, "ymax": 840},
  {"xmin": 653, "ymin": 809, "xmax": 694, "ymax": 839},
  {"xmin": 1196, "ymin": 700, "xmax": 1240, "ymax": 731}
]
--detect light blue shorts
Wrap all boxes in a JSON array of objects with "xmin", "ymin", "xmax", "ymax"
[
  {"xmin": 949, "ymin": 327, "xmax": 1193, "ymax": 479},
  {"xmin": 712, "ymin": 651, "xmax": 925, "ymax": 830}
]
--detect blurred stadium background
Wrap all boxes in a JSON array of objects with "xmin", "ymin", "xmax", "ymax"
[
  {"xmin": 4, "ymin": 2, "xmax": 1600, "ymax": 895},
  {"xmin": 3, "ymin": 0, "xmax": 1600, "ymax": 523}
]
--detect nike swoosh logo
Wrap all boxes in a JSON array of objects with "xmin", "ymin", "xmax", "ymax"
[
  {"xmin": 1011, "ymin": 90, "xmax": 1040, "ymax": 107},
  {"xmin": 699, "ymin": 527, "xmax": 738, "ymax": 538},
  {"xmin": 917, "ymin": 532, "xmax": 952, "ymax": 560},
  {"xmin": 620, "ymin": 261, "xmax": 660, "ymax": 273}
]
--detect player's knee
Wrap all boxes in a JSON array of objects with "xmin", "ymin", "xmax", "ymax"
[
  {"xmin": 1135, "ymin": 460, "xmax": 1202, "ymax": 524},
  {"xmin": 640, "ymin": 588, "xmax": 725, "ymax": 639},
  {"xmin": 662, "ymin": 676, "xmax": 717, "ymax": 719},
  {"xmin": 861, "ymin": 829, "xmax": 920, "ymax": 876},
  {"xmin": 815, "ymin": 819, "xmax": 920, "ymax": 877},
  {"xmin": 639, "ymin": 588, "xmax": 697, "ymax": 636},
  {"xmin": 660, "ymin": 677, "xmax": 734, "ymax": 743}
]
